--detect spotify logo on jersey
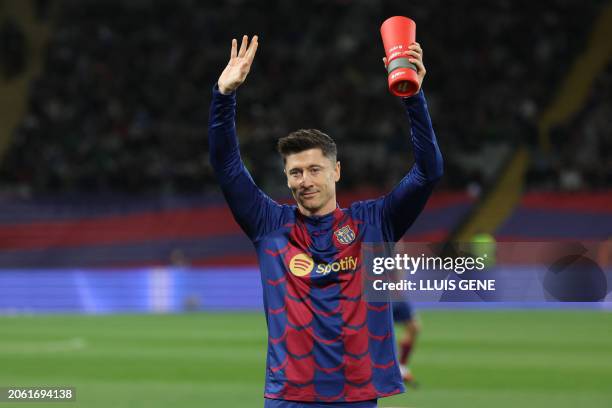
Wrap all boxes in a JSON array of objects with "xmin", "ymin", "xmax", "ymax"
[{"xmin": 289, "ymin": 253, "xmax": 315, "ymax": 277}]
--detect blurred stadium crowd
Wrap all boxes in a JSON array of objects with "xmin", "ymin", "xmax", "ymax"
[
  {"xmin": 528, "ymin": 67, "xmax": 612, "ymax": 191},
  {"xmin": 0, "ymin": 0, "xmax": 608, "ymax": 197}
]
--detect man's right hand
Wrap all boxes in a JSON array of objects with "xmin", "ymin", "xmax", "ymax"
[{"xmin": 217, "ymin": 35, "xmax": 259, "ymax": 95}]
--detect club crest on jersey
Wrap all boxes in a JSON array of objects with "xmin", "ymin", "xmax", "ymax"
[{"xmin": 334, "ymin": 225, "xmax": 355, "ymax": 245}]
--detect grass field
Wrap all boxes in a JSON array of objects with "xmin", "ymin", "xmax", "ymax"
[{"xmin": 1, "ymin": 310, "xmax": 611, "ymax": 408}]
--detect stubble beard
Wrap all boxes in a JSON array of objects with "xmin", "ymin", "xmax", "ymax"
[{"xmin": 299, "ymin": 190, "xmax": 332, "ymax": 215}]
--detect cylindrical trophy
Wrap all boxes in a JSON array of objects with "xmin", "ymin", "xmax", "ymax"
[{"xmin": 380, "ymin": 16, "xmax": 419, "ymax": 97}]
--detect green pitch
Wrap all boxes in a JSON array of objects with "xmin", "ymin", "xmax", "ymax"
[{"xmin": 1, "ymin": 310, "xmax": 611, "ymax": 408}]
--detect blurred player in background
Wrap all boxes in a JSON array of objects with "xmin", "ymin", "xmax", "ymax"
[
  {"xmin": 393, "ymin": 300, "xmax": 420, "ymax": 386},
  {"xmin": 209, "ymin": 34, "xmax": 442, "ymax": 407}
]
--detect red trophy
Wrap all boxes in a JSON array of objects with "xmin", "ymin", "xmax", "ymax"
[{"xmin": 380, "ymin": 16, "xmax": 419, "ymax": 97}]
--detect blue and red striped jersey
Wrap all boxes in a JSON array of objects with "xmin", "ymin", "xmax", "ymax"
[{"xmin": 208, "ymin": 84, "xmax": 442, "ymax": 402}]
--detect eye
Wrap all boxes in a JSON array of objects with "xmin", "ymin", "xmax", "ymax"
[{"xmin": 311, "ymin": 167, "xmax": 320, "ymax": 174}]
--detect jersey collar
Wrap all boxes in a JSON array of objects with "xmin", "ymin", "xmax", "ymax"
[{"xmin": 298, "ymin": 205, "xmax": 343, "ymax": 226}]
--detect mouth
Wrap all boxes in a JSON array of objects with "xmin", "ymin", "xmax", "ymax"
[{"xmin": 300, "ymin": 191, "xmax": 318, "ymax": 199}]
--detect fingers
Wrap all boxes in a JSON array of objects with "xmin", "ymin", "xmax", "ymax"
[
  {"xmin": 408, "ymin": 42, "xmax": 425, "ymax": 74},
  {"xmin": 409, "ymin": 42, "xmax": 423, "ymax": 57},
  {"xmin": 383, "ymin": 42, "xmax": 422, "ymax": 69},
  {"xmin": 246, "ymin": 35, "xmax": 259, "ymax": 64},
  {"xmin": 231, "ymin": 38, "xmax": 237, "ymax": 59},
  {"xmin": 238, "ymin": 35, "xmax": 248, "ymax": 58},
  {"xmin": 406, "ymin": 44, "xmax": 422, "ymax": 68},
  {"xmin": 406, "ymin": 50, "xmax": 421, "ymax": 59},
  {"xmin": 409, "ymin": 56, "xmax": 426, "ymax": 75},
  {"xmin": 407, "ymin": 43, "xmax": 423, "ymax": 65}
]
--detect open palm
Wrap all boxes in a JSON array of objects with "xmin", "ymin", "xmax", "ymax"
[{"xmin": 218, "ymin": 35, "xmax": 259, "ymax": 95}]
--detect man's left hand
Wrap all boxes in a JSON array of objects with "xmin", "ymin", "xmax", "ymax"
[{"xmin": 383, "ymin": 42, "xmax": 426, "ymax": 94}]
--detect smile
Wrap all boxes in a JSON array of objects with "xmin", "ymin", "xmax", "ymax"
[{"xmin": 301, "ymin": 191, "xmax": 318, "ymax": 198}]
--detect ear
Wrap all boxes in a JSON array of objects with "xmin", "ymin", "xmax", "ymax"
[
  {"xmin": 334, "ymin": 161, "xmax": 341, "ymax": 182},
  {"xmin": 284, "ymin": 169, "xmax": 291, "ymax": 189}
]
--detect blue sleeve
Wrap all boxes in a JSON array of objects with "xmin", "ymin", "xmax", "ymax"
[
  {"xmin": 353, "ymin": 90, "xmax": 443, "ymax": 242},
  {"xmin": 383, "ymin": 90, "xmax": 443, "ymax": 241},
  {"xmin": 208, "ymin": 84, "xmax": 286, "ymax": 242}
]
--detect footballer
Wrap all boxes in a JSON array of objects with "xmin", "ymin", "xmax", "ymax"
[{"xmin": 208, "ymin": 34, "xmax": 442, "ymax": 407}]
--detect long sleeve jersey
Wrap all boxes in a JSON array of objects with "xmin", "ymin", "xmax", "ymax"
[{"xmin": 208, "ymin": 84, "xmax": 443, "ymax": 402}]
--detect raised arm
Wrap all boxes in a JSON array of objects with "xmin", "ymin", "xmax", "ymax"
[
  {"xmin": 209, "ymin": 35, "xmax": 284, "ymax": 242},
  {"xmin": 382, "ymin": 42, "xmax": 444, "ymax": 241}
]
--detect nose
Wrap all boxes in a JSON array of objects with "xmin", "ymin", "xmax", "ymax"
[{"xmin": 300, "ymin": 172, "xmax": 314, "ymax": 188}]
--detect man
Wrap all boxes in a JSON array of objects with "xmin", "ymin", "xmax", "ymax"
[{"xmin": 209, "ymin": 34, "xmax": 442, "ymax": 407}]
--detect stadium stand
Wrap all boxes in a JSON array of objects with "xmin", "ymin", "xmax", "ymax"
[
  {"xmin": 0, "ymin": 191, "xmax": 474, "ymax": 268},
  {"xmin": 0, "ymin": 0, "xmax": 606, "ymax": 196},
  {"xmin": 0, "ymin": 1, "xmax": 609, "ymax": 313}
]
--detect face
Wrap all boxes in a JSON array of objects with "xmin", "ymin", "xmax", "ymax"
[{"xmin": 285, "ymin": 148, "xmax": 340, "ymax": 216}]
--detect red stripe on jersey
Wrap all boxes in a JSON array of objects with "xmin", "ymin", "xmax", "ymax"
[
  {"xmin": 268, "ymin": 305, "xmax": 286, "ymax": 314},
  {"xmin": 341, "ymin": 299, "xmax": 366, "ymax": 328},
  {"xmin": 287, "ymin": 295, "xmax": 313, "ymax": 327},
  {"xmin": 270, "ymin": 356, "xmax": 288, "ymax": 372},
  {"xmin": 265, "ymin": 244, "xmax": 290, "ymax": 257},
  {"xmin": 309, "ymin": 328, "xmax": 342, "ymax": 345},
  {"xmin": 285, "ymin": 355, "xmax": 315, "ymax": 385},
  {"xmin": 344, "ymin": 353, "xmax": 373, "ymax": 385},
  {"xmin": 343, "ymin": 324, "xmax": 369, "ymax": 356},
  {"xmin": 267, "ymin": 276, "xmax": 287, "ymax": 286},
  {"xmin": 286, "ymin": 326, "xmax": 314, "ymax": 358},
  {"xmin": 270, "ymin": 327, "xmax": 287, "ymax": 344},
  {"xmin": 372, "ymin": 360, "xmax": 395, "ymax": 369},
  {"xmin": 366, "ymin": 303, "xmax": 389, "ymax": 312},
  {"xmin": 310, "ymin": 299, "xmax": 342, "ymax": 317},
  {"xmin": 313, "ymin": 360, "xmax": 345, "ymax": 374},
  {"xmin": 368, "ymin": 331, "xmax": 392, "ymax": 341}
]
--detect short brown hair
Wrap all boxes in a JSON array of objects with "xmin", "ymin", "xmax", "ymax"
[{"xmin": 277, "ymin": 129, "xmax": 337, "ymax": 163}]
